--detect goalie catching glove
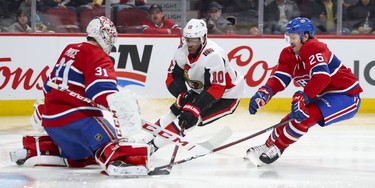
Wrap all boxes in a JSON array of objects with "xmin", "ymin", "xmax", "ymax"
[{"xmin": 30, "ymin": 98, "xmax": 45, "ymax": 133}]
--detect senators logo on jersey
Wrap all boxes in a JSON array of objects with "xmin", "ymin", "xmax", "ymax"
[{"xmin": 184, "ymin": 70, "xmax": 203, "ymax": 89}]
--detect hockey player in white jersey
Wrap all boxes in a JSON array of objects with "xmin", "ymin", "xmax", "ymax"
[{"xmin": 142, "ymin": 18, "xmax": 245, "ymax": 153}]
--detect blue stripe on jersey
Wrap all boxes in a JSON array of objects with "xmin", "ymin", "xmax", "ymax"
[
  {"xmin": 328, "ymin": 55, "xmax": 342, "ymax": 75},
  {"xmin": 86, "ymin": 80, "xmax": 118, "ymax": 100},
  {"xmin": 68, "ymin": 67, "xmax": 84, "ymax": 84},
  {"xmin": 43, "ymin": 77, "xmax": 52, "ymax": 93},
  {"xmin": 311, "ymin": 63, "xmax": 330, "ymax": 76},
  {"xmin": 273, "ymin": 71, "xmax": 291, "ymax": 88},
  {"xmin": 55, "ymin": 65, "xmax": 84, "ymax": 86}
]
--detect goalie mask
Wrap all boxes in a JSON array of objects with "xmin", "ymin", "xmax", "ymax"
[
  {"xmin": 183, "ymin": 19, "xmax": 208, "ymax": 45},
  {"xmin": 86, "ymin": 16, "xmax": 118, "ymax": 54}
]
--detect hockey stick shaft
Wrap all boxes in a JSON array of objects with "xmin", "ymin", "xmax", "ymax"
[
  {"xmin": 47, "ymin": 81, "xmax": 196, "ymax": 148},
  {"xmin": 47, "ymin": 81, "xmax": 124, "ymax": 138},
  {"xmin": 166, "ymin": 128, "xmax": 185, "ymax": 173},
  {"xmin": 151, "ymin": 118, "xmax": 293, "ymax": 171}
]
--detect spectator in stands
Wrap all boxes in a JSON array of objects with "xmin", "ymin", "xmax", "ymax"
[
  {"xmin": 0, "ymin": 0, "xmax": 22, "ymax": 31},
  {"xmin": 264, "ymin": 0, "xmax": 301, "ymax": 34},
  {"xmin": 38, "ymin": 0, "xmax": 72, "ymax": 12},
  {"xmin": 308, "ymin": 0, "xmax": 337, "ymax": 34},
  {"xmin": 65, "ymin": 0, "xmax": 100, "ymax": 15},
  {"xmin": 346, "ymin": 0, "xmax": 375, "ymax": 34},
  {"xmin": 18, "ymin": 0, "xmax": 33, "ymax": 16},
  {"xmin": 7, "ymin": 10, "xmax": 31, "ymax": 32},
  {"xmin": 249, "ymin": 25, "xmax": 259, "ymax": 35},
  {"xmin": 203, "ymin": 1, "xmax": 234, "ymax": 34},
  {"xmin": 141, "ymin": 4, "xmax": 181, "ymax": 34},
  {"xmin": 344, "ymin": 0, "xmax": 359, "ymax": 8}
]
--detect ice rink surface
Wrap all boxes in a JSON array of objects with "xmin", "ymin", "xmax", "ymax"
[{"xmin": 0, "ymin": 99, "xmax": 374, "ymax": 188}]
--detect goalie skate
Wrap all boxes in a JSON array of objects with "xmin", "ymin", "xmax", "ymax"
[
  {"xmin": 9, "ymin": 148, "xmax": 28, "ymax": 165},
  {"xmin": 244, "ymin": 144, "xmax": 268, "ymax": 167},
  {"xmin": 106, "ymin": 161, "xmax": 148, "ymax": 176}
]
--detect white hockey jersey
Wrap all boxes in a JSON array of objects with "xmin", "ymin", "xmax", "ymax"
[{"xmin": 168, "ymin": 39, "xmax": 244, "ymax": 99}]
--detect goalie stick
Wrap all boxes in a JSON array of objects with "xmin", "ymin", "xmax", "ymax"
[
  {"xmin": 47, "ymin": 81, "xmax": 232, "ymax": 154},
  {"xmin": 148, "ymin": 118, "xmax": 293, "ymax": 175}
]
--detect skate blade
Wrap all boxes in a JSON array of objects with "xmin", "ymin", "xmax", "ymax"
[{"xmin": 245, "ymin": 152, "xmax": 264, "ymax": 167}]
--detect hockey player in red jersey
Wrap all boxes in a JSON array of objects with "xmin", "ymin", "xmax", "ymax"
[
  {"xmin": 245, "ymin": 17, "xmax": 363, "ymax": 166},
  {"xmin": 140, "ymin": 18, "xmax": 244, "ymax": 153},
  {"xmin": 9, "ymin": 16, "xmax": 150, "ymax": 176}
]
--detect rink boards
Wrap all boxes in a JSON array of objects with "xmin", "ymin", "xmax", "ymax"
[{"xmin": 1, "ymin": 34, "xmax": 374, "ymax": 115}]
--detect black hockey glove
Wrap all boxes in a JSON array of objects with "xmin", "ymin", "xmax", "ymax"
[
  {"xmin": 178, "ymin": 104, "xmax": 201, "ymax": 130},
  {"xmin": 175, "ymin": 90, "xmax": 196, "ymax": 108},
  {"xmin": 170, "ymin": 90, "xmax": 196, "ymax": 116}
]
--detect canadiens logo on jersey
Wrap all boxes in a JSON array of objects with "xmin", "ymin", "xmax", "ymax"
[
  {"xmin": 184, "ymin": 69, "xmax": 203, "ymax": 89},
  {"xmin": 293, "ymin": 63, "xmax": 310, "ymax": 87}
]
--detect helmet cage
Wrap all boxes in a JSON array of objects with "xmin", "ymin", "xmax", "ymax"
[{"xmin": 86, "ymin": 16, "xmax": 118, "ymax": 54}]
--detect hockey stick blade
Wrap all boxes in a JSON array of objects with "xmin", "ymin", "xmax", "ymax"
[
  {"xmin": 148, "ymin": 126, "xmax": 233, "ymax": 176},
  {"xmin": 147, "ymin": 168, "xmax": 171, "ymax": 175},
  {"xmin": 148, "ymin": 118, "xmax": 293, "ymax": 174},
  {"xmin": 142, "ymin": 121, "xmax": 233, "ymax": 153}
]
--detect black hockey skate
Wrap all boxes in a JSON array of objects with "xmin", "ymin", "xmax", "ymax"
[{"xmin": 259, "ymin": 144, "xmax": 284, "ymax": 164}]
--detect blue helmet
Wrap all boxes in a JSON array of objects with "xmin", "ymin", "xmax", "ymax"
[{"xmin": 286, "ymin": 17, "xmax": 315, "ymax": 38}]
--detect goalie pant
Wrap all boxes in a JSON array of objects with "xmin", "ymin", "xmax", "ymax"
[{"xmin": 10, "ymin": 117, "xmax": 149, "ymax": 175}]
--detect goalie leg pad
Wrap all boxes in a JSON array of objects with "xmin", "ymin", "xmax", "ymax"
[
  {"xmin": 10, "ymin": 135, "xmax": 65, "ymax": 167},
  {"xmin": 95, "ymin": 139, "xmax": 149, "ymax": 176},
  {"xmin": 65, "ymin": 157, "xmax": 98, "ymax": 168}
]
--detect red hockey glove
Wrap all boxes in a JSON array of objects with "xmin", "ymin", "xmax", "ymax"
[
  {"xmin": 178, "ymin": 104, "xmax": 201, "ymax": 129},
  {"xmin": 249, "ymin": 86, "xmax": 273, "ymax": 114},
  {"xmin": 290, "ymin": 91, "xmax": 310, "ymax": 122}
]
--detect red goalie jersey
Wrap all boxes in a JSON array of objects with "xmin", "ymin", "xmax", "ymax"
[
  {"xmin": 42, "ymin": 42, "xmax": 118, "ymax": 127},
  {"xmin": 265, "ymin": 38, "xmax": 363, "ymax": 99}
]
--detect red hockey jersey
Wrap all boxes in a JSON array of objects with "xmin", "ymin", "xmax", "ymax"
[
  {"xmin": 141, "ymin": 17, "xmax": 181, "ymax": 34},
  {"xmin": 42, "ymin": 42, "xmax": 118, "ymax": 127},
  {"xmin": 265, "ymin": 38, "xmax": 362, "ymax": 98}
]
